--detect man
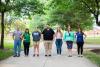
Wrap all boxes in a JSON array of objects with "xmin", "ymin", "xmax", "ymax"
[
  {"xmin": 13, "ymin": 27, "xmax": 22, "ymax": 57},
  {"xmin": 42, "ymin": 24, "xmax": 55, "ymax": 57}
]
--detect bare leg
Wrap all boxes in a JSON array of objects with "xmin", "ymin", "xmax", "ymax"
[
  {"xmin": 33, "ymin": 45, "xmax": 37, "ymax": 56},
  {"xmin": 36, "ymin": 42, "xmax": 39, "ymax": 56}
]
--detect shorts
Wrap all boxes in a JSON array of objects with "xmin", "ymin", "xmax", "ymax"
[
  {"xmin": 66, "ymin": 41, "xmax": 73, "ymax": 49},
  {"xmin": 33, "ymin": 41, "xmax": 40, "ymax": 46},
  {"xmin": 44, "ymin": 40, "xmax": 53, "ymax": 45}
]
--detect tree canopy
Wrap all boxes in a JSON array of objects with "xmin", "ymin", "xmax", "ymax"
[{"xmin": 0, "ymin": 0, "xmax": 100, "ymax": 49}]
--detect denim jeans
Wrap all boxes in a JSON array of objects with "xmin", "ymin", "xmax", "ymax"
[
  {"xmin": 55, "ymin": 39, "xmax": 62, "ymax": 54},
  {"xmin": 14, "ymin": 40, "xmax": 22, "ymax": 55}
]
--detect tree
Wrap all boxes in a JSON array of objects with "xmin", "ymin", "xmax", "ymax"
[
  {"xmin": 44, "ymin": 0, "xmax": 93, "ymax": 30},
  {"xmin": 0, "ymin": 0, "xmax": 43, "ymax": 49},
  {"xmin": 78, "ymin": 0, "xmax": 100, "ymax": 26},
  {"xmin": 29, "ymin": 15, "xmax": 46, "ymax": 32}
]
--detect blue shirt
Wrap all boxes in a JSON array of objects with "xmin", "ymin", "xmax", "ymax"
[
  {"xmin": 32, "ymin": 31, "xmax": 41, "ymax": 41},
  {"xmin": 76, "ymin": 32, "xmax": 84, "ymax": 42}
]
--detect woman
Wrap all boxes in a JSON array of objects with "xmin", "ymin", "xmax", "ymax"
[
  {"xmin": 55, "ymin": 27, "xmax": 63, "ymax": 55},
  {"xmin": 63, "ymin": 26, "xmax": 74, "ymax": 57},
  {"xmin": 23, "ymin": 28, "xmax": 30, "ymax": 56},
  {"xmin": 32, "ymin": 28, "xmax": 41, "ymax": 57},
  {"xmin": 76, "ymin": 28, "xmax": 86, "ymax": 57}
]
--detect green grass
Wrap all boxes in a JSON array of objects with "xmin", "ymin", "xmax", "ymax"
[
  {"xmin": 0, "ymin": 49, "xmax": 13, "ymax": 61},
  {"xmin": 84, "ymin": 51, "xmax": 100, "ymax": 67},
  {"xmin": 0, "ymin": 39, "xmax": 32, "ymax": 61},
  {"xmin": 0, "ymin": 42, "xmax": 13, "ymax": 61},
  {"xmin": 4, "ymin": 42, "xmax": 13, "ymax": 49},
  {"xmin": 85, "ymin": 37, "xmax": 100, "ymax": 44}
]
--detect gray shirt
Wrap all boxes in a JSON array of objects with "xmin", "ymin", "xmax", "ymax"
[{"xmin": 13, "ymin": 30, "xmax": 22, "ymax": 40}]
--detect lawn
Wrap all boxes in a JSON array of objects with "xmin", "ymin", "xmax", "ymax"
[
  {"xmin": 0, "ymin": 41, "xmax": 13, "ymax": 61},
  {"xmin": 0, "ymin": 37, "xmax": 33, "ymax": 61},
  {"xmin": 0, "ymin": 49, "xmax": 13, "ymax": 61},
  {"xmin": 84, "ymin": 51, "xmax": 100, "ymax": 67},
  {"xmin": 85, "ymin": 37, "xmax": 100, "ymax": 44}
]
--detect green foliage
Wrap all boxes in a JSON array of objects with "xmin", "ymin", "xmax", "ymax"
[
  {"xmin": 84, "ymin": 51, "xmax": 100, "ymax": 67},
  {"xmin": 43, "ymin": 0, "xmax": 93, "ymax": 30},
  {"xmin": 29, "ymin": 15, "xmax": 46, "ymax": 32},
  {"xmin": 0, "ymin": 49, "xmax": 13, "ymax": 61}
]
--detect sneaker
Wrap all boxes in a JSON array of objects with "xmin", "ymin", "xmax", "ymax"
[
  {"xmin": 49, "ymin": 55, "xmax": 51, "ymax": 57},
  {"xmin": 33, "ymin": 54, "xmax": 35, "ymax": 57},
  {"xmin": 78, "ymin": 55, "xmax": 80, "ymax": 57},
  {"xmin": 13, "ymin": 55, "xmax": 17, "ymax": 57},
  {"xmin": 45, "ymin": 55, "xmax": 47, "ymax": 57},
  {"xmin": 80, "ymin": 55, "xmax": 83, "ymax": 57},
  {"xmin": 37, "ymin": 54, "xmax": 39, "ymax": 57},
  {"xmin": 68, "ymin": 55, "xmax": 72, "ymax": 57},
  {"xmin": 17, "ymin": 54, "xmax": 20, "ymax": 57}
]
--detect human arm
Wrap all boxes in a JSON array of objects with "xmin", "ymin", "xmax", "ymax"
[
  {"xmin": 12, "ymin": 32, "xmax": 15, "ymax": 40},
  {"xmin": 63, "ymin": 31, "xmax": 66, "ymax": 41}
]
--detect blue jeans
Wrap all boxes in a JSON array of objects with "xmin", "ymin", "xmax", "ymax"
[
  {"xmin": 14, "ymin": 40, "xmax": 22, "ymax": 55},
  {"xmin": 55, "ymin": 39, "xmax": 62, "ymax": 54}
]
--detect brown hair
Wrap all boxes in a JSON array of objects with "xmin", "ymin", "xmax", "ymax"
[
  {"xmin": 78, "ymin": 28, "xmax": 84, "ymax": 35},
  {"xmin": 25, "ymin": 28, "xmax": 30, "ymax": 34}
]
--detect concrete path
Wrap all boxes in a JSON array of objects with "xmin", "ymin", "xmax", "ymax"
[{"xmin": 0, "ymin": 42, "xmax": 98, "ymax": 67}]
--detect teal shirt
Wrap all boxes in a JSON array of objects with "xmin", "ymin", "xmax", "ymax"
[
  {"xmin": 63, "ymin": 31, "xmax": 74, "ymax": 41},
  {"xmin": 23, "ymin": 33, "xmax": 30, "ymax": 42}
]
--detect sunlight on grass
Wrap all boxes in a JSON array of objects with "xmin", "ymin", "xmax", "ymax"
[{"xmin": 85, "ymin": 37, "xmax": 100, "ymax": 44}]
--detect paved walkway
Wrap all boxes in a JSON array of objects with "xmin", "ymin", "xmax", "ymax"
[{"xmin": 0, "ymin": 42, "xmax": 99, "ymax": 67}]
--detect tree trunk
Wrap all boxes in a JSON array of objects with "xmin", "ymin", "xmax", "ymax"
[
  {"xmin": 0, "ymin": 12, "xmax": 5, "ymax": 49},
  {"xmin": 95, "ymin": 15, "xmax": 100, "ymax": 26}
]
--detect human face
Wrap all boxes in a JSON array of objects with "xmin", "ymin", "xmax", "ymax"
[
  {"xmin": 78, "ymin": 28, "xmax": 81, "ymax": 32},
  {"xmin": 46, "ymin": 25, "xmax": 50, "ymax": 29},
  {"xmin": 57, "ymin": 27, "xmax": 60, "ymax": 31},
  {"xmin": 25, "ymin": 29, "xmax": 29, "ymax": 33},
  {"xmin": 16, "ymin": 27, "xmax": 19, "ymax": 31},
  {"xmin": 68, "ymin": 27, "xmax": 71, "ymax": 32}
]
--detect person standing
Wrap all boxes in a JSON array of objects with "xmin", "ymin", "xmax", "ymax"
[
  {"xmin": 32, "ymin": 28, "xmax": 41, "ymax": 57},
  {"xmin": 42, "ymin": 24, "xmax": 55, "ymax": 57},
  {"xmin": 23, "ymin": 28, "xmax": 30, "ymax": 56},
  {"xmin": 13, "ymin": 28, "xmax": 22, "ymax": 57},
  {"xmin": 75, "ymin": 28, "xmax": 86, "ymax": 57},
  {"xmin": 63, "ymin": 26, "xmax": 74, "ymax": 57},
  {"xmin": 55, "ymin": 27, "xmax": 63, "ymax": 55}
]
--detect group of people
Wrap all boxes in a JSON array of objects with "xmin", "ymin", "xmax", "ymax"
[{"xmin": 12, "ymin": 24, "xmax": 86, "ymax": 57}]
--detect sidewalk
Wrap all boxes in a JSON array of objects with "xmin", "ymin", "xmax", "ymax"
[{"xmin": 0, "ymin": 42, "xmax": 98, "ymax": 67}]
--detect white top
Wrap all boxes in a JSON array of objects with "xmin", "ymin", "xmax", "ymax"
[{"xmin": 55, "ymin": 32, "xmax": 62, "ymax": 39}]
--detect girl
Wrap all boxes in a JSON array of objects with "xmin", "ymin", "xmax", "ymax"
[
  {"xmin": 63, "ymin": 26, "xmax": 74, "ymax": 57},
  {"xmin": 32, "ymin": 28, "xmax": 41, "ymax": 57},
  {"xmin": 76, "ymin": 28, "xmax": 86, "ymax": 57},
  {"xmin": 55, "ymin": 27, "xmax": 63, "ymax": 55},
  {"xmin": 23, "ymin": 28, "xmax": 30, "ymax": 56}
]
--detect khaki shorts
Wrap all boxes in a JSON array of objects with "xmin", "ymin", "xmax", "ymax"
[
  {"xmin": 33, "ymin": 41, "xmax": 40, "ymax": 46},
  {"xmin": 44, "ymin": 40, "xmax": 53, "ymax": 45}
]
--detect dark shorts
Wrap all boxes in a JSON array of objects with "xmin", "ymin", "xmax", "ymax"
[{"xmin": 66, "ymin": 41, "xmax": 73, "ymax": 49}]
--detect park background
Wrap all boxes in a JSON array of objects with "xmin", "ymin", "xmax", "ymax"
[{"xmin": 0, "ymin": 0, "xmax": 100, "ymax": 67}]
